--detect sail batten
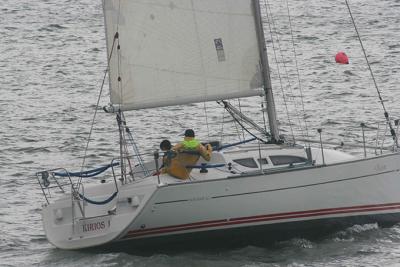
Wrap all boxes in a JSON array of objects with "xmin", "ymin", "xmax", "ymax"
[{"xmin": 103, "ymin": 0, "xmax": 264, "ymax": 111}]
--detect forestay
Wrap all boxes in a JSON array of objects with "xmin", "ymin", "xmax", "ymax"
[{"xmin": 103, "ymin": 0, "xmax": 264, "ymax": 111}]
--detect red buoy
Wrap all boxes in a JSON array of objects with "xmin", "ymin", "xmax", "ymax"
[{"xmin": 335, "ymin": 52, "xmax": 349, "ymax": 64}]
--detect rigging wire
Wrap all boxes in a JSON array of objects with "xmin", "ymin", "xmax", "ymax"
[
  {"xmin": 263, "ymin": 0, "xmax": 297, "ymax": 142},
  {"xmin": 220, "ymin": 100, "xmax": 270, "ymax": 139},
  {"xmin": 233, "ymin": 115, "xmax": 244, "ymax": 142},
  {"xmin": 285, "ymin": 0, "xmax": 310, "ymax": 140},
  {"xmin": 265, "ymin": 0, "xmax": 309, "ymax": 142},
  {"xmin": 224, "ymin": 103, "xmax": 269, "ymax": 144},
  {"xmin": 203, "ymin": 102, "xmax": 210, "ymax": 140},
  {"xmin": 219, "ymin": 107, "xmax": 226, "ymax": 144},
  {"xmin": 261, "ymin": 100, "xmax": 269, "ymax": 135},
  {"xmin": 237, "ymin": 99, "xmax": 245, "ymax": 140},
  {"xmin": 117, "ymin": 112, "xmax": 135, "ymax": 182},
  {"xmin": 345, "ymin": 0, "xmax": 397, "ymax": 147},
  {"xmin": 78, "ymin": 35, "xmax": 118, "ymax": 187}
]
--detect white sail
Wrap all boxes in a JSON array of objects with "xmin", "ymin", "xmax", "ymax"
[{"xmin": 103, "ymin": 0, "xmax": 263, "ymax": 111}]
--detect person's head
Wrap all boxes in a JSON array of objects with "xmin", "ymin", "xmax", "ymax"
[
  {"xmin": 160, "ymin": 139, "xmax": 172, "ymax": 151},
  {"xmin": 184, "ymin": 129, "xmax": 195, "ymax": 138}
]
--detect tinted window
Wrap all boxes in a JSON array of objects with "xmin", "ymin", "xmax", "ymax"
[
  {"xmin": 233, "ymin": 158, "xmax": 258, "ymax": 168},
  {"xmin": 257, "ymin": 158, "xmax": 268, "ymax": 165},
  {"xmin": 269, "ymin": 155, "xmax": 307, "ymax": 166}
]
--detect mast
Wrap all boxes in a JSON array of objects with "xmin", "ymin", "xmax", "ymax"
[{"xmin": 252, "ymin": 0, "xmax": 280, "ymax": 143}]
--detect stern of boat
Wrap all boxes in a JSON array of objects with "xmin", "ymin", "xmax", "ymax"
[{"xmin": 37, "ymin": 169, "xmax": 158, "ymax": 250}]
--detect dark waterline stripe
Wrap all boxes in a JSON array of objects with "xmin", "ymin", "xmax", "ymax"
[{"xmin": 122, "ymin": 202, "xmax": 400, "ymax": 239}]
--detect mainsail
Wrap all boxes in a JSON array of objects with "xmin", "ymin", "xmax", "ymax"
[{"xmin": 103, "ymin": 0, "xmax": 264, "ymax": 111}]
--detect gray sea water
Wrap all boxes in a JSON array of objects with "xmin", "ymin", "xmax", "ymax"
[{"xmin": 2, "ymin": 0, "xmax": 400, "ymax": 266}]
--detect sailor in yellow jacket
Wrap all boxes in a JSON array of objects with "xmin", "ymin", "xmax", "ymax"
[
  {"xmin": 165, "ymin": 129, "xmax": 212, "ymax": 179},
  {"xmin": 159, "ymin": 139, "xmax": 183, "ymax": 178}
]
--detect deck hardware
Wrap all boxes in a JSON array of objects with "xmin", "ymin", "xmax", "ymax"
[
  {"xmin": 200, "ymin": 163, "xmax": 208, "ymax": 173},
  {"xmin": 154, "ymin": 150, "xmax": 160, "ymax": 184},
  {"xmin": 305, "ymin": 146, "xmax": 313, "ymax": 165},
  {"xmin": 361, "ymin": 123, "xmax": 367, "ymax": 157},
  {"xmin": 317, "ymin": 129, "xmax": 325, "ymax": 165}
]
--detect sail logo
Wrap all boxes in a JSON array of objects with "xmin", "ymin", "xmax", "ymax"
[{"xmin": 214, "ymin": 38, "xmax": 226, "ymax": 62}]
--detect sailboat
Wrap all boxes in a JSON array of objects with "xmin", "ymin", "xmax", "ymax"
[{"xmin": 36, "ymin": 0, "xmax": 400, "ymax": 250}]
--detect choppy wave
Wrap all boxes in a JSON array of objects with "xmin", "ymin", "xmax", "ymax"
[{"xmin": 1, "ymin": 0, "xmax": 400, "ymax": 266}]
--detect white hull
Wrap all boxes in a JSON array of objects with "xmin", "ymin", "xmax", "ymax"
[{"xmin": 40, "ymin": 147, "xmax": 400, "ymax": 250}]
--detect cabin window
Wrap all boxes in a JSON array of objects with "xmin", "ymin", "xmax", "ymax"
[
  {"xmin": 233, "ymin": 158, "xmax": 258, "ymax": 168},
  {"xmin": 257, "ymin": 158, "xmax": 268, "ymax": 165},
  {"xmin": 269, "ymin": 155, "xmax": 307, "ymax": 166}
]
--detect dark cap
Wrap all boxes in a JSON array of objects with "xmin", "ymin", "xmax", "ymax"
[
  {"xmin": 184, "ymin": 129, "xmax": 195, "ymax": 137},
  {"xmin": 160, "ymin": 139, "xmax": 171, "ymax": 151}
]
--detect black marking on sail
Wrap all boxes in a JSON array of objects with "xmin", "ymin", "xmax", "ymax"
[{"xmin": 214, "ymin": 38, "xmax": 226, "ymax": 62}]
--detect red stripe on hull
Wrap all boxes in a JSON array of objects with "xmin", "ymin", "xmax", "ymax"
[{"xmin": 123, "ymin": 202, "xmax": 400, "ymax": 239}]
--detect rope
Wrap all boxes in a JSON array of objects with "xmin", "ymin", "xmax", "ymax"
[
  {"xmin": 54, "ymin": 163, "xmax": 119, "ymax": 178},
  {"xmin": 79, "ymin": 191, "xmax": 118, "ymax": 205},
  {"xmin": 217, "ymin": 138, "xmax": 257, "ymax": 151},
  {"xmin": 345, "ymin": 0, "xmax": 397, "ymax": 146}
]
